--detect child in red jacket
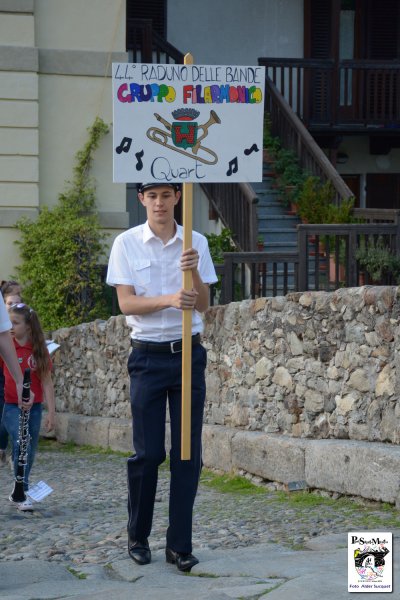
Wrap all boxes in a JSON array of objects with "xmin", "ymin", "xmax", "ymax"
[{"xmin": 1, "ymin": 303, "xmax": 55, "ymax": 511}]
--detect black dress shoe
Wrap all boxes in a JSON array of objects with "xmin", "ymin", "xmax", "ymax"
[
  {"xmin": 165, "ymin": 547, "xmax": 199, "ymax": 572},
  {"xmin": 128, "ymin": 538, "xmax": 151, "ymax": 565}
]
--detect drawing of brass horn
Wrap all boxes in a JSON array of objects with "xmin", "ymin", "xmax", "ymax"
[
  {"xmin": 146, "ymin": 126, "xmax": 219, "ymax": 165},
  {"xmin": 192, "ymin": 110, "xmax": 221, "ymax": 155},
  {"xmin": 154, "ymin": 113, "xmax": 172, "ymax": 131},
  {"xmin": 147, "ymin": 127, "xmax": 171, "ymax": 147}
]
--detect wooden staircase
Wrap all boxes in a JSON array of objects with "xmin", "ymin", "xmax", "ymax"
[{"xmin": 251, "ymin": 162, "xmax": 300, "ymax": 253}]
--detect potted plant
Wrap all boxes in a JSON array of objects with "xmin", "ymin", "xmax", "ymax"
[
  {"xmin": 257, "ymin": 235, "xmax": 265, "ymax": 251},
  {"xmin": 274, "ymin": 148, "xmax": 298, "ymax": 178},
  {"xmin": 262, "ymin": 114, "xmax": 281, "ymax": 163},
  {"xmin": 296, "ymin": 176, "xmax": 356, "ymax": 282},
  {"xmin": 297, "ymin": 176, "xmax": 355, "ymax": 224},
  {"xmin": 281, "ymin": 169, "xmax": 307, "ymax": 213},
  {"xmin": 355, "ymin": 237, "xmax": 400, "ymax": 284},
  {"xmin": 296, "ymin": 176, "xmax": 335, "ymax": 224}
]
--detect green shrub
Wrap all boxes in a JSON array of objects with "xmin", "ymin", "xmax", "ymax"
[
  {"xmin": 205, "ymin": 228, "xmax": 236, "ymax": 264},
  {"xmin": 14, "ymin": 117, "xmax": 110, "ymax": 331},
  {"xmin": 205, "ymin": 228, "xmax": 239, "ymax": 300}
]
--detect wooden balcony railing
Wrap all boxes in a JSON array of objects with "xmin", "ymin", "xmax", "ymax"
[
  {"xmin": 218, "ymin": 251, "xmax": 299, "ymax": 304},
  {"xmin": 201, "ymin": 183, "xmax": 259, "ymax": 251},
  {"xmin": 258, "ymin": 58, "xmax": 400, "ymax": 128},
  {"xmin": 297, "ymin": 222, "xmax": 400, "ymax": 291},
  {"xmin": 353, "ymin": 208, "xmax": 400, "ymax": 224},
  {"xmin": 208, "ymin": 220, "xmax": 400, "ymax": 304}
]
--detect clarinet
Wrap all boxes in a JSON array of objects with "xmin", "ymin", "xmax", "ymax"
[{"xmin": 10, "ymin": 368, "xmax": 31, "ymax": 503}]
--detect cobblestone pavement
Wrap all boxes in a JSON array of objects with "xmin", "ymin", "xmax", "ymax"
[{"xmin": 0, "ymin": 442, "xmax": 399, "ymax": 567}]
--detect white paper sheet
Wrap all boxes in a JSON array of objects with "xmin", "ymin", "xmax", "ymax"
[{"xmin": 26, "ymin": 481, "xmax": 53, "ymax": 502}]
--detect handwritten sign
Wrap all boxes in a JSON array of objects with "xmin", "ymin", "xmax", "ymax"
[{"xmin": 112, "ymin": 63, "xmax": 266, "ymax": 183}]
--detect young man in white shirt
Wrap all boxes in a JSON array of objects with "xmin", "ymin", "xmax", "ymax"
[{"xmin": 107, "ymin": 182, "xmax": 217, "ymax": 572}]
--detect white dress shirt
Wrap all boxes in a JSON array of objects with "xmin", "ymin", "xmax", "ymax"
[
  {"xmin": 107, "ymin": 221, "xmax": 218, "ymax": 341},
  {"xmin": 0, "ymin": 293, "xmax": 12, "ymax": 333}
]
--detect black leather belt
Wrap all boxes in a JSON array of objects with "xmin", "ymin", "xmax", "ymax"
[{"xmin": 131, "ymin": 333, "xmax": 201, "ymax": 354}]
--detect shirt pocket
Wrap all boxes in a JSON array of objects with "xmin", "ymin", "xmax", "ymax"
[{"xmin": 132, "ymin": 259, "xmax": 151, "ymax": 289}]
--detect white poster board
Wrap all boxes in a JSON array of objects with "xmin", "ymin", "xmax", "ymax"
[{"xmin": 112, "ymin": 63, "xmax": 265, "ymax": 183}]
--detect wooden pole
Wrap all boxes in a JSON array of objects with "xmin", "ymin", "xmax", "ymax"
[{"xmin": 181, "ymin": 52, "xmax": 194, "ymax": 460}]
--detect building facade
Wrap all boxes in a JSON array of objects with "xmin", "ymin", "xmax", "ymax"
[{"xmin": 2, "ymin": 0, "xmax": 399, "ymax": 280}]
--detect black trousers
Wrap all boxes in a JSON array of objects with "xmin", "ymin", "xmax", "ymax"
[{"xmin": 127, "ymin": 343, "xmax": 207, "ymax": 554}]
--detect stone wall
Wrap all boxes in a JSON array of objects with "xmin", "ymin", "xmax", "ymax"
[
  {"xmin": 49, "ymin": 286, "xmax": 400, "ymax": 504},
  {"xmin": 52, "ymin": 286, "xmax": 400, "ymax": 445},
  {"xmin": 52, "ymin": 316, "xmax": 132, "ymax": 420},
  {"xmin": 203, "ymin": 286, "xmax": 400, "ymax": 444}
]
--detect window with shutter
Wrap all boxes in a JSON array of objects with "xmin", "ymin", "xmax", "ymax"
[
  {"xmin": 366, "ymin": 174, "xmax": 400, "ymax": 210},
  {"xmin": 309, "ymin": 0, "xmax": 332, "ymax": 59},
  {"xmin": 305, "ymin": 0, "xmax": 333, "ymax": 123},
  {"xmin": 365, "ymin": 0, "xmax": 399, "ymax": 59},
  {"xmin": 126, "ymin": 0, "xmax": 167, "ymax": 51},
  {"xmin": 126, "ymin": 0, "xmax": 166, "ymax": 36},
  {"xmin": 364, "ymin": 0, "xmax": 399, "ymax": 121}
]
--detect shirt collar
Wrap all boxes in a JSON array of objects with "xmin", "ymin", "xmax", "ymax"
[
  {"xmin": 142, "ymin": 221, "xmax": 183, "ymax": 244},
  {"xmin": 14, "ymin": 338, "xmax": 32, "ymax": 350}
]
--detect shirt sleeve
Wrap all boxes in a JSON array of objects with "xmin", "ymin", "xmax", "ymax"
[
  {"xmin": 0, "ymin": 293, "xmax": 12, "ymax": 333},
  {"xmin": 197, "ymin": 236, "xmax": 218, "ymax": 285},
  {"xmin": 106, "ymin": 235, "xmax": 134, "ymax": 287}
]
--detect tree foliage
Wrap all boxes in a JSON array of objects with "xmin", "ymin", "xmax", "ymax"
[{"xmin": 15, "ymin": 117, "xmax": 110, "ymax": 331}]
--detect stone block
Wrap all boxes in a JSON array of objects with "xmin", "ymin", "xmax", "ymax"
[
  {"xmin": 0, "ymin": 156, "xmax": 38, "ymax": 182},
  {"xmin": 0, "ymin": 71, "xmax": 38, "ymax": 100},
  {"xmin": 0, "ymin": 208, "xmax": 38, "ymax": 226},
  {"xmin": 97, "ymin": 211, "xmax": 130, "ymax": 229},
  {"xmin": 304, "ymin": 389, "xmax": 324, "ymax": 414},
  {"xmin": 0, "ymin": 127, "xmax": 38, "ymax": 155},
  {"xmin": 0, "ymin": 99, "xmax": 38, "ymax": 128},
  {"xmin": 231, "ymin": 431, "xmax": 306, "ymax": 484},
  {"xmin": 348, "ymin": 369, "xmax": 371, "ymax": 392},
  {"xmin": 0, "ymin": 182, "xmax": 38, "ymax": 207},
  {"xmin": 108, "ymin": 418, "xmax": 132, "ymax": 453},
  {"xmin": 0, "ymin": 1, "xmax": 34, "ymax": 12},
  {"xmin": 54, "ymin": 412, "xmax": 70, "ymax": 443},
  {"xmin": 272, "ymin": 366, "xmax": 293, "ymax": 390},
  {"xmin": 202, "ymin": 424, "xmax": 234, "ymax": 472},
  {"xmin": 0, "ymin": 16, "xmax": 35, "ymax": 47},
  {"xmin": 305, "ymin": 439, "xmax": 400, "ymax": 503},
  {"xmin": 65, "ymin": 414, "xmax": 110, "ymax": 448}
]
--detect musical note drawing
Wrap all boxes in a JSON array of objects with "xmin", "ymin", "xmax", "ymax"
[
  {"xmin": 115, "ymin": 137, "xmax": 132, "ymax": 154},
  {"xmin": 244, "ymin": 143, "xmax": 259, "ymax": 156},
  {"xmin": 226, "ymin": 156, "xmax": 238, "ymax": 176},
  {"xmin": 135, "ymin": 149, "xmax": 144, "ymax": 171}
]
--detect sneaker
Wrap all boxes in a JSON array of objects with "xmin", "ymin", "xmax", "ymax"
[
  {"xmin": 0, "ymin": 450, "xmax": 6, "ymax": 465},
  {"xmin": 9, "ymin": 494, "xmax": 34, "ymax": 511}
]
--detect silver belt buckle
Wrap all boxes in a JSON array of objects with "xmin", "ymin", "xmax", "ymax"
[{"xmin": 170, "ymin": 340, "xmax": 182, "ymax": 354}]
